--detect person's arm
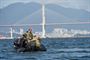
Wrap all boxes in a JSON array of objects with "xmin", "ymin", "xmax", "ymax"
[{"xmin": 31, "ymin": 38, "xmax": 36, "ymax": 41}]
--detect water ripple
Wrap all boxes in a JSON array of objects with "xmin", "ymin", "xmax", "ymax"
[{"xmin": 0, "ymin": 38, "xmax": 90, "ymax": 60}]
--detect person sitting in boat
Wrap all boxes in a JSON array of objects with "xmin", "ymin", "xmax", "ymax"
[
  {"xmin": 28, "ymin": 27, "xmax": 33, "ymax": 39},
  {"xmin": 31, "ymin": 35, "xmax": 41, "ymax": 48},
  {"xmin": 21, "ymin": 27, "xmax": 41, "ymax": 49},
  {"xmin": 26, "ymin": 28, "xmax": 41, "ymax": 48},
  {"xmin": 22, "ymin": 27, "xmax": 33, "ymax": 49},
  {"xmin": 22, "ymin": 27, "xmax": 33, "ymax": 43}
]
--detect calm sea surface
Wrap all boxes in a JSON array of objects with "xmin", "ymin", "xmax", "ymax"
[{"xmin": 0, "ymin": 38, "xmax": 90, "ymax": 60}]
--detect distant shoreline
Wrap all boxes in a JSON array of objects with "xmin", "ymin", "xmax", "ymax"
[
  {"xmin": 0, "ymin": 36, "xmax": 90, "ymax": 40},
  {"xmin": 44, "ymin": 36, "xmax": 90, "ymax": 39}
]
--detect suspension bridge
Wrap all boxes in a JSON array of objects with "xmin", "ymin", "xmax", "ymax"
[
  {"xmin": 0, "ymin": 22, "xmax": 90, "ymax": 27},
  {"xmin": 0, "ymin": 0, "xmax": 90, "ymax": 39}
]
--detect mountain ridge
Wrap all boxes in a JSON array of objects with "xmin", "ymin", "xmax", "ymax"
[{"xmin": 0, "ymin": 2, "xmax": 90, "ymax": 25}]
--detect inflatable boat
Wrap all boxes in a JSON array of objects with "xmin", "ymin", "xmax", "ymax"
[{"xmin": 13, "ymin": 38, "xmax": 46, "ymax": 52}]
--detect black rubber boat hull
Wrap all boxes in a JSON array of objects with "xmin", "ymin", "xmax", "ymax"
[{"xmin": 15, "ymin": 44, "xmax": 46, "ymax": 52}]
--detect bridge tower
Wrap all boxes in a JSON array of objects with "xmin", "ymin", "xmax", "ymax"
[
  {"xmin": 10, "ymin": 27, "xmax": 13, "ymax": 39},
  {"xmin": 42, "ymin": 0, "xmax": 46, "ymax": 38}
]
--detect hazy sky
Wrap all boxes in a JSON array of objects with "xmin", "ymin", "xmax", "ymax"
[{"xmin": 0, "ymin": 0, "xmax": 90, "ymax": 12}]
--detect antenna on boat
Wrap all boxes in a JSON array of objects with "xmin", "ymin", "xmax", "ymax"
[{"xmin": 42, "ymin": 0, "xmax": 46, "ymax": 38}]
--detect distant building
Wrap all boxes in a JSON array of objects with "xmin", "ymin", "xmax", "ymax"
[{"xmin": 46, "ymin": 28, "xmax": 90, "ymax": 38}]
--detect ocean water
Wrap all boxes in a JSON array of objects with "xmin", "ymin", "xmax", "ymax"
[{"xmin": 0, "ymin": 38, "xmax": 90, "ymax": 60}]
